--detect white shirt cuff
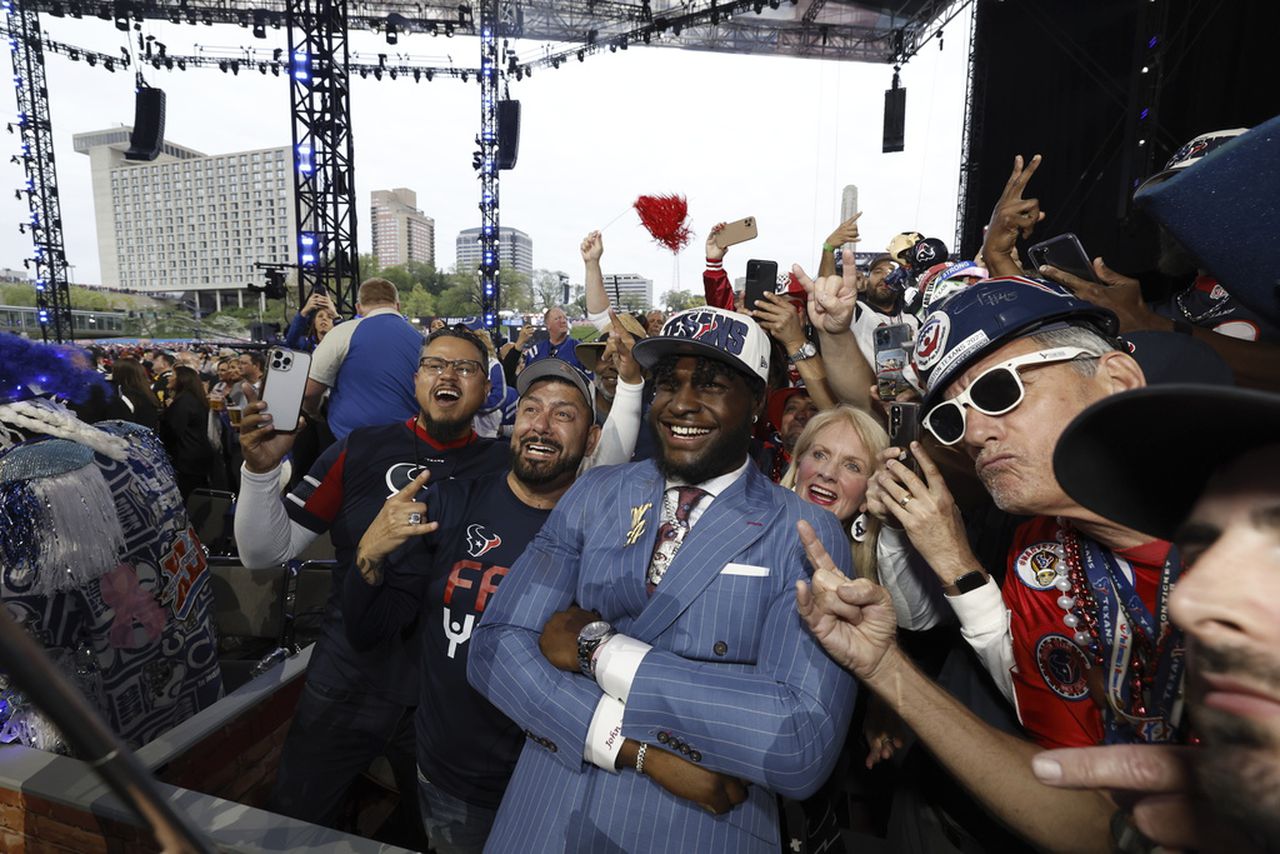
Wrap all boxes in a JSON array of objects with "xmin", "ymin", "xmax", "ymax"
[
  {"xmin": 946, "ymin": 577, "xmax": 1006, "ymax": 635},
  {"xmin": 239, "ymin": 461, "xmax": 283, "ymax": 486},
  {"xmin": 594, "ymin": 634, "xmax": 651, "ymax": 703},
  {"xmin": 586, "ymin": 307, "xmax": 613, "ymax": 332},
  {"xmin": 584, "ymin": 694, "xmax": 627, "ymax": 772}
]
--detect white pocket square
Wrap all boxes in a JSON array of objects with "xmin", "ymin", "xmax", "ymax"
[{"xmin": 721, "ymin": 562, "xmax": 770, "ymax": 577}]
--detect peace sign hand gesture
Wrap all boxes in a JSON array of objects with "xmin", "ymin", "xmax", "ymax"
[
  {"xmin": 983, "ymin": 154, "xmax": 1045, "ymax": 278},
  {"xmin": 794, "ymin": 520, "xmax": 900, "ymax": 683}
]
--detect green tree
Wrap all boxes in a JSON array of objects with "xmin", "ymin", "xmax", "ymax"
[
  {"xmin": 663, "ymin": 289, "xmax": 706, "ymax": 312},
  {"xmin": 401, "ymin": 285, "xmax": 436, "ymax": 318},
  {"xmin": 530, "ymin": 270, "xmax": 566, "ymax": 313}
]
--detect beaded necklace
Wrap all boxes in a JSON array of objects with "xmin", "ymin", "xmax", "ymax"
[{"xmin": 1055, "ymin": 522, "xmax": 1184, "ymax": 738}]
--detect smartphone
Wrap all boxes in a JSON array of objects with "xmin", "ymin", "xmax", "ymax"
[
  {"xmin": 888, "ymin": 402, "xmax": 922, "ymax": 476},
  {"xmin": 261, "ymin": 347, "xmax": 312, "ymax": 433},
  {"xmin": 873, "ymin": 324, "xmax": 914, "ymax": 401},
  {"xmin": 744, "ymin": 259, "xmax": 778, "ymax": 312},
  {"xmin": 1027, "ymin": 233, "xmax": 1099, "ymax": 284},
  {"xmin": 714, "ymin": 217, "xmax": 758, "ymax": 250}
]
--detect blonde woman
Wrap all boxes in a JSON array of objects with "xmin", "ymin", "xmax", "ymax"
[{"xmin": 782, "ymin": 405, "xmax": 945, "ymax": 631}]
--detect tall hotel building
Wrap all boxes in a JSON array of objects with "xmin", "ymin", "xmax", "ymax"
[
  {"xmin": 370, "ymin": 188, "xmax": 435, "ymax": 268},
  {"xmin": 74, "ymin": 127, "xmax": 296, "ymax": 311},
  {"xmin": 455, "ymin": 226, "xmax": 533, "ymax": 278}
]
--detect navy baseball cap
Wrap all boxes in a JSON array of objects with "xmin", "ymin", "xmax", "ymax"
[
  {"xmin": 516, "ymin": 358, "xmax": 594, "ymax": 415},
  {"xmin": 632, "ymin": 306, "xmax": 771, "ymax": 385},
  {"xmin": 913, "ymin": 276, "xmax": 1118, "ymax": 411},
  {"xmin": 1055, "ymin": 385, "xmax": 1280, "ymax": 540}
]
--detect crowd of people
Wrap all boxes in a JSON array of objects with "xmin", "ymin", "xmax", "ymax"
[{"xmin": 0, "ymin": 116, "xmax": 1277, "ymax": 854}]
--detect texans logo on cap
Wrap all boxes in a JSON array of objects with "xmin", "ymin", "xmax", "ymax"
[
  {"xmin": 913, "ymin": 312, "xmax": 950, "ymax": 372},
  {"xmin": 663, "ymin": 310, "xmax": 750, "ymax": 357}
]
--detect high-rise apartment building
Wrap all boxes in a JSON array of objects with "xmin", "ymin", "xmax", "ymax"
[
  {"xmin": 74, "ymin": 127, "xmax": 296, "ymax": 311},
  {"xmin": 601, "ymin": 273, "xmax": 654, "ymax": 310},
  {"xmin": 371, "ymin": 188, "xmax": 435, "ymax": 268},
  {"xmin": 455, "ymin": 226, "xmax": 533, "ymax": 278}
]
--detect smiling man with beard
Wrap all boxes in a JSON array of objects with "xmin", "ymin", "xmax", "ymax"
[
  {"xmin": 234, "ymin": 326, "xmax": 509, "ymax": 830},
  {"xmin": 344, "ymin": 358, "xmax": 600, "ymax": 854},
  {"xmin": 467, "ymin": 306, "xmax": 856, "ymax": 853}
]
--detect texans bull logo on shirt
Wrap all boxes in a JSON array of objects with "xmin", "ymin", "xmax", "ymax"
[{"xmin": 442, "ymin": 523, "xmax": 509, "ymax": 658}]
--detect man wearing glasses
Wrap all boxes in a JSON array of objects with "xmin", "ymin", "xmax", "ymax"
[
  {"xmin": 235, "ymin": 325, "xmax": 509, "ymax": 829},
  {"xmin": 866, "ymin": 275, "xmax": 1185, "ymax": 754}
]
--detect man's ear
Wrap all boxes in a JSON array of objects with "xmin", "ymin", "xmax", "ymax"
[
  {"xmin": 1097, "ymin": 350, "xmax": 1146, "ymax": 394},
  {"xmin": 584, "ymin": 423, "xmax": 602, "ymax": 459}
]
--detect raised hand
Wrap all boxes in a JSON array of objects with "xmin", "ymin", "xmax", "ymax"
[
  {"xmin": 794, "ymin": 247, "xmax": 858, "ymax": 333},
  {"xmin": 238, "ymin": 382, "xmax": 302, "ymax": 474},
  {"xmin": 825, "ymin": 212, "xmax": 862, "ymax": 249},
  {"xmin": 794, "ymin": 520, "xmax": 899, "ymax": 681},
  {"xmin": 354, "ymin": 469, "xmax": 437, "ymax": 585},
  {"xmin": 1039, "ymin": 257, "xmax": 1161, "ymax": 332},
  {"xmin": 983, "ymin": 154, "xmax": 1044, "ymax": 277},
  {"xmin": 750, "ymin": 291, "xmax": 807, "ymax": 353},
  {"xmin": 705, "ymin": 222, "xmax": 727, "ymax": 262},
  {"xmin": 609, "ymin": 310, "xmax": 641, "ymax": 384},
  {"xmin": 581, "ymin": 230, "xmax": 604, "ymax": 264}
]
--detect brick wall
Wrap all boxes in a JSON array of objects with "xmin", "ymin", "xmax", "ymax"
[
  {"xmin": 0, "ymin": 785, "xmax": 157, "ymax": 854},
  {"xmin": 153, "ymin": 676, "xmax": 304, "ymax": 808}
]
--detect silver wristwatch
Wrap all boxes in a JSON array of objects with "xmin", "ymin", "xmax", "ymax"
[
  {"xmin": 577, "ymin": 620, "xmax": 616, "ymax": 678},
  {"xmin": 788, "ymin": 341, "xmax": 818, "ymax": 363}
]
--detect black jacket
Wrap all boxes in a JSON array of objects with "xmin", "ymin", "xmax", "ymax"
[{"xmin": 159, "ymin": 392, "xmax": 214, "ymax": 475}]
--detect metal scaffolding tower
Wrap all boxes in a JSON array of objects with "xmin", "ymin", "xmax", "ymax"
[
  {"xmin": 4, "ymin": 0, "xmax": 72, "ymax": 342},
  {"xmin": 477, "ymin": 0, "xmax": 499, "ymax": 325},
  {"xmin": 286, "ymin": 0, "xmax": 360, "ymax": 314}
]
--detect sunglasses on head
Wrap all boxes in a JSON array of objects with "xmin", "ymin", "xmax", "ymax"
[{"xmin": 922, "ymin": 347, "xmax": 1100, "ymax": 445}]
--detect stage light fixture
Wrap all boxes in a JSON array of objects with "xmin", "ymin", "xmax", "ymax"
[
  {"xmin": 253, "ymin": 22, "xmax": 266, "ymax": 38},
  {"xmin": 386, "ymin": 25, "xmax": 398, "ymax": 45},
  {"xmin": 577, "ymin": 50, "xmax": 585, "ymax": 61},
  {"xmin": 104, "ymin": 57, "xmax": 114, "ymax": 71},
  {"xmin": 413, "ymin": 68, "xmax": 421, "ymax": 81}
]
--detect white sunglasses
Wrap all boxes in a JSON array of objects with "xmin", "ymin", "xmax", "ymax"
[{"xmin": 922, "ymin": 347, "xmax": 1099, "ymax": 445}]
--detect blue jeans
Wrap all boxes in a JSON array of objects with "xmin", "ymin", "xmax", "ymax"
[
  {"xmin": 268, "ymin": 677, "xmax": 418, "ymax": 828},
  {"xmin": 417, "ymin": 767, "xmax": 497, "ymax": 854}
]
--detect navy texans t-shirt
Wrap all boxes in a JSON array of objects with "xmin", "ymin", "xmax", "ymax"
[
  {"xmin": 285, "ymin": 418, "xmax": 509, "ymax": 705},
  {"xmin": 343, "ymin": 474, "xmax": 550, "ymax": 808}
]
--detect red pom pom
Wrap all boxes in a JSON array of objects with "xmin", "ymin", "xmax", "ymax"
[{"xmin": 634, "ymin": 194, "xmax": 693, "ymax": 254}]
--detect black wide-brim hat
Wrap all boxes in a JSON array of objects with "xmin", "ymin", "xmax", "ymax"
[{"xmin": 1054, "ymin": 384, "xmax": 1280, "ymax": 541}]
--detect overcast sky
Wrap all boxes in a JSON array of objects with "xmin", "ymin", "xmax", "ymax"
[{"xmin": 0, "ymin": 8, "xmax": 970, "ymax": 302}]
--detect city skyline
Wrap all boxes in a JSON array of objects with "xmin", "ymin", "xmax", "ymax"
[{"xmin": 0, "ymin": 12, "xmax": 971, "ymax": 307}]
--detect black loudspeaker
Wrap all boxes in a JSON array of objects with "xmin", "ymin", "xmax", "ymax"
[
  {"xmin": 882, "ymin": 86, "xmax": 906, "ymax": 153},
  {"xmin": 497, "ymin": 99, "xmax": 520, "ymax": 171},
  {"xmin": 124, "ymin": 88, "xmax": 166, "ymax": 162}
]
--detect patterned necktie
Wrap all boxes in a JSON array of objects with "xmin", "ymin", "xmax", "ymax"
[{"xmin": 646, "ymin": 486, "xmax": 709, "ymax": 595}]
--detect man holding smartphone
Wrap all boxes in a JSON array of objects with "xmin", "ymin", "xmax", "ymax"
[{"xmin": 234, "ymin": 326, "xmax": 509, "ymax": 830}]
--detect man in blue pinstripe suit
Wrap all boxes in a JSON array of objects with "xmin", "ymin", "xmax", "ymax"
[{"xmin": 469, "ymin": 306, "xmax": 857, "ymax": 852}]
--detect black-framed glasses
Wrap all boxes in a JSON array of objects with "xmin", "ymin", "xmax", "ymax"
[
  {"xmin": 418, "ymin": 356, "xmax": 484, "ymax": 378},
  {"xmin": 922, "ymin": 347, "xmax": 1099, "ymax": 445}
]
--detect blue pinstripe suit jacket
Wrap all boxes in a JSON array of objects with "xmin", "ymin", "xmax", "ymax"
[{"xmin": 468, "ymin": 458, "xmax": 858, "ymax": 853}]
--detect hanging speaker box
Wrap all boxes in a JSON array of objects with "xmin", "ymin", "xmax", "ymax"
[
  {"xmin": 498, "ymin": 99, "xmax": 521, "ymax": 171},
  {"xmin": 124, "ymin": 88, "xmax": 166, "ymax": 162}
]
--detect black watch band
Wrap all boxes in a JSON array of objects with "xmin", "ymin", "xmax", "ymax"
[{"xmin": 946, "ymin": 570, "xmax": 988, "ymax": 595}]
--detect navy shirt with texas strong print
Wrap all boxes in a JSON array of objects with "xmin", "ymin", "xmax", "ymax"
[
  {"xmin": 285, "ymin": 417, "xmax": 508, "ymax": 705},
  {"xmin": 343, "ymin": 474, "xmax": 550, "ymax": 809}
]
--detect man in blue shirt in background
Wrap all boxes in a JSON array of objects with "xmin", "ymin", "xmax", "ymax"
[{"xmin": 305, "ymin": 277, "xmax": 423, "ymax": 439}]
